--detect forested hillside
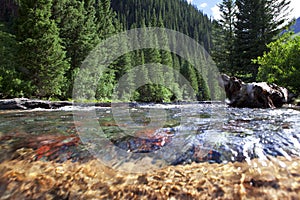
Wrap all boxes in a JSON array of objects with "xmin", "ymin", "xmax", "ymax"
[
  {"xmin": 0, "ymin": 0, "xmax": 215, "ymax": 102},
  {"xmin": 0, "ymin": 0, "xmax": 120, "ymax": 100},
  {"xmin": 109, "ymin": 0, "xmax": 217, "ymax": 102},
  {"xmin": 0, "ymin": 0, "xmax": 295, "ymax": 101},
  {"xmin": 111, "ymin": 0, "xmax": 213, "ymax": 52}
]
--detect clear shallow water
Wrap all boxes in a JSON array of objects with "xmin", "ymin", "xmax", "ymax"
[
  {"xmin": 0, "ymin": 104, "xmax": 300, "ymax": 170},
  {"xmin": 1, "ymin": 104, "xmax": 300, "ymax": 199}
]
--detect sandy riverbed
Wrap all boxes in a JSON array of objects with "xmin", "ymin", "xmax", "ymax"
[{"xmin": 1, "ymin": 157, "xmax": 300, "ymax": 200}]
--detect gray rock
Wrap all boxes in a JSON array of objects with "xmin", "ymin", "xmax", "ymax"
[
  {"xmin": 219, "ymin": 74, "xmax": 294, "ymax": 108},
  {"xmin": 0, "ymin": 98, "xmax": 72, "ymax": 110}
]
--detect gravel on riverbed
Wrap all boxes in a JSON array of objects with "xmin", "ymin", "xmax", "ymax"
[{"xmin": 1, "ymin": 157, "xmax": 300, "ymax": 199}]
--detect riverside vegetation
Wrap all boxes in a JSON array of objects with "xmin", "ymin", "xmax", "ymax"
[{"xmin": 0, "ymin": 0, "xmax": 299, "ymax": 102}]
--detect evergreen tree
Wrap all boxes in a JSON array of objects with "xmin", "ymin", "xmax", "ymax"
[
  {"xmin": 0, "ymin": 23, "xmax": 23, "ymax": 97},
  {"xmin": 93, "ymin": 0, "xmax": 123, "ymax": 100},
  {"xmin": 143, "ymin": 18, "xmax": 161, "ymax": 65},
  {"xmin": 180, "ymin": 60, "xmax": 199, "ymax": 99},
  {"xmin": 52, "ymin": 0, "xmax": 100, "ymax": 97},
  {"xmin": 95, "ymin": 69, "xmax": 116, "ymax": 100},
  {"xmin": 134, "ymin": 56, "xmax": 151, "ymax": 102},
  {"xmin": 211, "ymin": 22, "xmax": 227, "ymax": 73},
  {"xmin": 157, "ymin": 13, "xmax": 173, "ymax": 67},
  {"xmin": 234, "ymin": 0, "xmax": 291, "ymax": 81},
  {"xmin": 110, "ymin": 0, "xmax": 214, "ymax": 53},
  {"xmin": 157, "ymin": 15, "xmax": 182, "ymax": 101},
  {"xmin": 16, "ymin": 0, "xmax": 69, "ymax": 98},
  {"xmin": 214, "ymin": 0, "xmax": 236, "ymax": 74},
  {"xmin": 196, "ymin": 72, "xmax": 210, "ymax": 100},
  {"xmin": 111, "ymin": 38, "xmax": 133, "ymax": 100},
  {"xmin": 95, "ymin": 0, "xmax": 117, "ymax": 39}
]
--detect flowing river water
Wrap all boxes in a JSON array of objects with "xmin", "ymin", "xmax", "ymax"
[{"xmin": 1, "ymin": 103, "xmax": 300, "ymax": 199}]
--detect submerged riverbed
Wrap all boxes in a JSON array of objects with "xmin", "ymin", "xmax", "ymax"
[{"xmin": 1, "ymin": 103, "xmax": 300, "ymax": 199}]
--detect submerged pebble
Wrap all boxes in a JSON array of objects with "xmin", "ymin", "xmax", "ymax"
[
  {"xmin": 1, "ymin": 157, "xmax": 300, "ymax": 199},
  {"xmin": 0, "ymin": 104, "xmax": 300, "ymax": 198}
]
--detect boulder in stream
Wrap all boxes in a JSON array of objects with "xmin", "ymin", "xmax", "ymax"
[{"xmin": 219, "ymin": 74, "xmax": 294, "ymax": 108}]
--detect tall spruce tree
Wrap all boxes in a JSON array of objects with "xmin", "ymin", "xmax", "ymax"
[
  {"xmin": 158, "ymin": 18, "xmax": 182, "ymax": 101},
  {"xmin": 16, "ymin": 0, "xmax": 69, "ymax": 98},
  {"xmin": 52, "ymin": 0, "xmax": 100, "ymax": 97},
  {"xmin": 111, "ymin": 37, "xmax": 133, "ymax": 101},
  {"xmin": 95, "ymin": 0, "xmax": 116, "ymax": 39},
  {"xmin": 214, "ymin": 0, "xmax": 236, "ymax": 75},
  {"xmin": 0, "ymin": 23, "xmax": 23, "ymax": 97},
  {"xmin": 180, "ymin": 60, "xmax": 199, "ymax": 99},
  {"xmin": 234, "ymin": 0, "xmax": 291, "ymax": 81}
]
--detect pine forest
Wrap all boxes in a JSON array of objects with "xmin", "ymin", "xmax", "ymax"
[{"xmin": 0, "ymin": 0, "xmax": 298, "ymax": 101}]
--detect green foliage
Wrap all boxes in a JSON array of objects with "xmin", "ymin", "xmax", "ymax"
[
  {"xmin": 96, "ymin": 70, "xmax": 116, "ymax": 100},
  {"xmin": 234, "ymin": 0, "xmax": 291, "ymax": 81},
  {"xmin": 134, "ymin": 84, "xmax": 173, "ymax": 103},
  {"xmin": 52, "ymin": 0, "xmax": 100, "ymax": 97},
  {"xmin": 95, "ymin": 0, "xmax": 117, "ymax": 39},
  {"xmin": 214, "ymin": 0, "xmax": 292, "ymax": 82},
  {"xmin": 212, "ymin": 0, "xmax": 235, "ymax": 75},
  {"xmin": 110, "ymin": 0, "xmax": 215, "ymax": 102},
  {"xmin": 255, "ymin": 33, "xmax": 300, "ymax": 95},
  {"xmin": 111, "ymin": 0, "xmax": 213, "ymax": 53},
  {"xmin": 0, "ymin": 23, "xmax": 24, "ymax": 97},
  {"xmin": 1, "ymin": 0, "xmax": 217, "ymax": 102},
  {"xmin": 180, "ymin": 60, "xmax": 198, "ymax": 97},
  {"xmin": 16, "ymin": 0, "xmax": 70, "ymax": 98}
]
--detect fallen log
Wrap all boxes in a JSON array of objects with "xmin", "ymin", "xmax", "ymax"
[{"xmin": 219, "ymin": 74, "xmax": 294, "ymax": 108}]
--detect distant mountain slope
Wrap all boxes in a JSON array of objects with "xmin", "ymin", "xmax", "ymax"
[{"xmin": 110, "ymin": 0, "xmax": 214, "ymax": 52}]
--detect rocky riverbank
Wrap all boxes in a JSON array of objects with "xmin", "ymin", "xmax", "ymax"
[
  {"xmin": 0, "ymin": 98, "xmax": 72, "ymax": 110},
  {"xmin": 2, "ymin": 97, "xmax": 299, "ymax": 110},
  {"xmin": 0, "ymin": 98, "xmax": 114, "ymax": 110}
]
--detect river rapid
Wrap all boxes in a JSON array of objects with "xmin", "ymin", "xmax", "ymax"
[{"xmin": 1, "ymin": 103, "xmax": 300, "ymax": 199}]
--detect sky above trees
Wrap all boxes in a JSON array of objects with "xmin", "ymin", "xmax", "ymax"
[{"xmin": 187, "ymin": 0, "xmax": 300, "ymax": 20}]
